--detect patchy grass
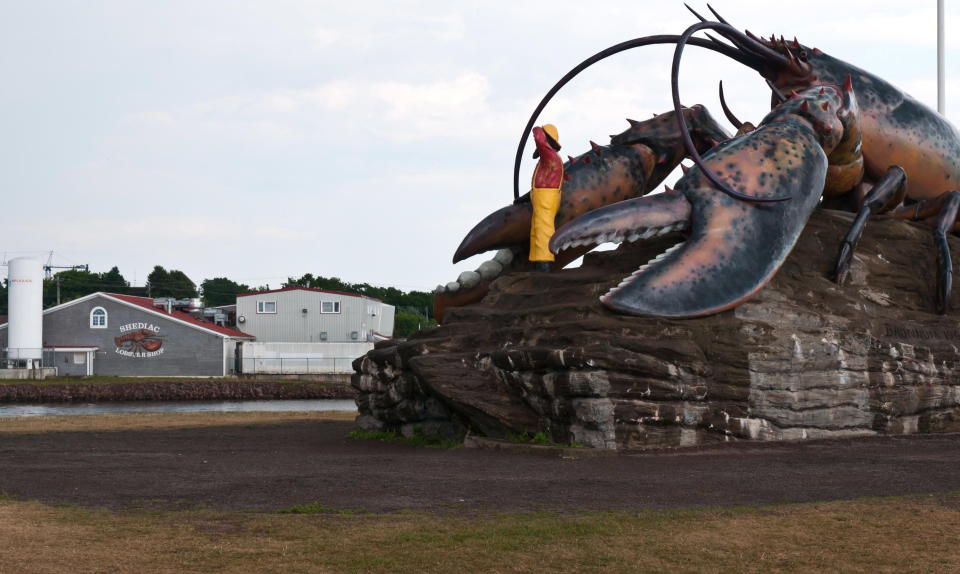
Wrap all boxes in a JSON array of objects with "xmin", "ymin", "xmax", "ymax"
[
  {"xmin": 277, "ymin": 503, "xmax": 369, "ymax": 515},
  {"xmin": 0, "ymin": 494, "xmax": 959, "ymax": 572},
  {"xmin": 507, "ymin": 431, "xmax": 585, "ymax": 448},
  {"xmin": 348, "ymin": 428, "xmax": 462, "ymax": 449},
  {"xmin": 0, "ymin": 410, "xmax": 355, "ymax": 434}
]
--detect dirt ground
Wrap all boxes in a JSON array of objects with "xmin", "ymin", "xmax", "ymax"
[{"xmin": 2, "ymin": 419, "xmax": 960, "ymax": 512}]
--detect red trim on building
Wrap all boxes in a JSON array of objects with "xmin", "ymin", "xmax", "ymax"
[
  {"xmin": 102, "ymin": 293, "xmax": 254, "ymax": 338},
  {"xmin": 235, "ymin": 286, "xmax": 382, "ymax": 302}
]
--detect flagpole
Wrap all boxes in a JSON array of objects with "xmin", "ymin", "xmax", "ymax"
[{"xmin": 938, "ymin": 0, "xmax": 945, "ymax": 115}]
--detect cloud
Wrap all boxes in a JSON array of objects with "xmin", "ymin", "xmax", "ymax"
[
  {"xmin": 311, "ymin": 12, "xmax": 465, "ymax": 51},
  {"xmin": 126, "ymin": 72, "xmax": 511, "ymax": 146}
]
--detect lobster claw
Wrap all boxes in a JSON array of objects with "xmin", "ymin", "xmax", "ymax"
[{"xmin": 553, "ymin": 90, "xmax": 835, "ymax": 318}]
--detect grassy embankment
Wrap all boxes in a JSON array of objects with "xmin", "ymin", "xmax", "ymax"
[
  {"xmin": 0, "ymin": 493, "xmax": 957, "ymax": 573},
  {"xmin": 0, "ymin": 376, "xmax": 356, "ymax": 401},
  {"xmin": 0, "ymin": 410, "xmax": 355, "ymax": 433},
  {"xmin": 0, "ymin": 376, "xmax": 347, "ymax": 386}
]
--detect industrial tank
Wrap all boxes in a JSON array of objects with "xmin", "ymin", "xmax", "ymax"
[{"xmin": 7, "ymin": 257, "xmax": 43, "ymax": 361}]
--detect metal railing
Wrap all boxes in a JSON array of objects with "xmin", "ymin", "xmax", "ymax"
[
  {"xmin": 0, "ymin": 348, "xmax": 56, "ymax": 369},
  {"xmin": 238, "ymin": 356, "xmax": 357, "ymax": 375}
]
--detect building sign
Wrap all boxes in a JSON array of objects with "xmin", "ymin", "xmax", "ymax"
[{"xmin": 114, "ymin": 323, "xmax": 165, "ymax": 357}]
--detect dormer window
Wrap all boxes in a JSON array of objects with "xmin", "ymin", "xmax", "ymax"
[{"xmin": 90, "ymin": 307, "xmax": 108, "ymax": 328}]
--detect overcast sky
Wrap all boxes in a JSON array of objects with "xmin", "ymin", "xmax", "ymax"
[{"xmin": 1, "ymin": 1, "xmax": 955, "ymax": 292}]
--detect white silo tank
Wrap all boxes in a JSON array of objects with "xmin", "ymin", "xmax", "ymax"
[{"xmin": 7, "ymin": 257, "xmax": 43, "ymax": 361}]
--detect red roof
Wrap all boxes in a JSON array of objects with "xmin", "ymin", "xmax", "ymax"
[
  {"xmin": 102, "ymin": 293, "xmax": 254, "ymax": 338},
  {"xmin": 236, "ymin": 286, "xmax": 382, "ymax": 302}
]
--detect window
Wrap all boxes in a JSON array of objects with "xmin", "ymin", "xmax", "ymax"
[
  {"xmin": 73, "ymin": 353, "xmax": 86, "ymax": 365},
  {"xmin": 90, "ymin": 307, "xmax": 107, "ymax": 328},
  {"xmin": 321, "ymin": 301, "xmax": 341, "ymax": 314},
  {"xmin": 257, "ymin": 301, "xmax": 277, "ymax": 314}
]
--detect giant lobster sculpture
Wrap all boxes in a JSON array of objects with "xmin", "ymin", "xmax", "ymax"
[{"xmin": 434, "ymin": 5, "xmax": 960, "ymax": 320}]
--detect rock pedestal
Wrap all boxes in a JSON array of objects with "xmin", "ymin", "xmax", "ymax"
[{"xmin": 353, "ymin": 210, "xmax": 960, "ymax": 449}]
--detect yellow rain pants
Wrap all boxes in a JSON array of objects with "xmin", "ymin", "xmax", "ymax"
[{"xmin": 529, "ymin": 186, "xmax": 561, "ymax": 262}]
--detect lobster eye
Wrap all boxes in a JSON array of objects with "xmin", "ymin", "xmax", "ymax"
[{"xmin": 798, "ymin": 50, "xmax": 808, "ymax": 62}]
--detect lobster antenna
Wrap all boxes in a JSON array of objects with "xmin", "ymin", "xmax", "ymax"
[
  {"xmin": 704, "ymin": 32, "xmax": 734, "ymax": 51},
  {"xmin": 718, "ymin": 81, "xmax": 743, "ymax": 129},
  {"xmin": 512, "ymin": 34, "xmax": 766, "ymax": 201},
  {"xmin": 684, "ymin": 3, "xmax": 790, "ymax": 70},
  {"xmin": 687, "ymin": 5, "xmax": 741, "ymax": 52},
  {"xmin": 706, "ymin": 4, "xmax": 731, "ymax": 26},
  {"xmin": 684, "ymin": 3, "xmax": 709, "ymax": 23},
  {"xmin": 672, "ymin": 22, "xmax": 791, "ymax": 203}
]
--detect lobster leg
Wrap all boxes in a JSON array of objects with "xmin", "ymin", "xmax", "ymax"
[
  {"xmin": 834, "ymin": 166, "xmax": 907, "ymax": 286},
  {"xmin": 888, "ymin": 191, "xmax": 960, "ymax": 314},
  {"xmin": 933, "ymin": 192, "xmax": 960, "ymax": 314}
]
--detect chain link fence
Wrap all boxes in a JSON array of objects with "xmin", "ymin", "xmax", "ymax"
[
  {"xmin": 0, "ymin": 349, "xmax": 56, "ymax": 369},
  {"xmin": 238, "ymin": 356, "xmax": 357, "ymax": 375}
]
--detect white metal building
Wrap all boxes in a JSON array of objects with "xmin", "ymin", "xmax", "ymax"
[
  {"xmin": 234, "ymin": 287, "xmax": 395, "ymax": 375},
  {"xmin": 235, "ymin": 287, "xmax": 394, "ymax": 343}
]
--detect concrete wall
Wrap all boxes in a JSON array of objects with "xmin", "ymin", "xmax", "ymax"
[
  {"xmin": 1, "ymin": 295, "xmax": 232, "ymax": 377},
  {"xmin": 237, "ymin": 290, "xmax": 394, "ymax": 343},
  {"xmin": 0, "ymin": 367, "xmax": 57, "ymax": 380}
]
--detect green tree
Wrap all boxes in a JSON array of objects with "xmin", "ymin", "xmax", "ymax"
[
  {"xmin": 39, "ymin": 266, "xmax": 130, "ymax": 307},
  {"xmin": 43, "ymin": 268, "xmax": 101, "ymax": 307},
  {"xmin": 201, "ymin": 277, "xmax": 252, "ymax": 307},
  {"xmin": 393, "ymin": 311, "xmax": 437, "ymax": 338},
  {"xmin": 99, "ymin": 266, "xmax": 129, "ymax": 294},
  {"xmin": 283, "ymin": 273, "xmax": 435, "ymax": 319},
  {"xmin": 148, "ymin": 266, "xmax": 198, "ymax": 298}
]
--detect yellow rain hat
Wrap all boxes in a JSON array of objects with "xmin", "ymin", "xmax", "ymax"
[{"xmin": 542, "ymin": 124, "xmax": 560, "ymax": 147}]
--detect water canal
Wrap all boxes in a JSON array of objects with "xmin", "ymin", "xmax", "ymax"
[{"xmin": 0, "ymin": 399, "xmax": 357, "ymax": 418}]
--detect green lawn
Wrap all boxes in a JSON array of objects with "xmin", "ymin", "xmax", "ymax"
[{"xmin": 1, "ymin": 494, "xmax": 958, "ymax": 573}]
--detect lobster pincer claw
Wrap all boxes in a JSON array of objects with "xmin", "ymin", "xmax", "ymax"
[
  {"xmin": 457, "ymin": 108, "xmax": 732, "ymax": 265},
  {"xmin": 550, "ymin": 189, "xmax": 692, "ymax": 256},
  {"xmin": 454, "ymin": 202, "xmax": 532, "ymax": 263},
  {"xmin": 555, "ymin": 85, "xmax": 849, "ymax": 318}
]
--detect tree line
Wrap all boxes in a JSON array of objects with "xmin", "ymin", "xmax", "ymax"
[
  {"xmin": 0, "ymin": 268, "xmax": 435, "ymax": 337},
  {"xmin": 0, "ymin": 266, "xmax": 259, "ymax": 313}
]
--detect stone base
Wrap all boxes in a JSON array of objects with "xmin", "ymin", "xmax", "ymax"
[{"xmin": 353, "ymin": 210, "xmax": 960, "ymax": 449}]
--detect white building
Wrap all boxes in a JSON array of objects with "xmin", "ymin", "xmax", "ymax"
[
  {"xmin": 236, "ymin": 287, "xmax": 394, "ymax": 343},
  {"xmin": 234, "ymin": 287, "xmax": 395, "ymax": 375}
]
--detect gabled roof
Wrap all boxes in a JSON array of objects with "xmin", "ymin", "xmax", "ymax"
[
  {"xmin": 102, "ymin": 293, "xmax": 254, "ymax": 338},
  {"xmin": 0, "ymin": 292, "xmax": 254, "ymax": 339},
  {"xmin": 237, "ymin": 286, "xmax": 383, "ymax": 303}
]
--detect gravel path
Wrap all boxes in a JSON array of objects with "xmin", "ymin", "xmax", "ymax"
[{"xmin": 2, "ymin": 420, "xmax": 959, "ymax": 512}]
